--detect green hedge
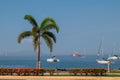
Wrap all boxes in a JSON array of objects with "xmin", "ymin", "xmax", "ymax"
[
  {"xmin": 68, "ymin": 68, "xmax": 106, "ymax": 76},
  {"xmin": 0, "ymin": 68, "xmax": 106, "ymax": 76}
]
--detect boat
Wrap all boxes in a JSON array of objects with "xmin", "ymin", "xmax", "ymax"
[
  {"xmin": 71, "ymin": 52, "xmax": 84, "ymax": 57},
  {"xmin": 72, "ymin": 53, "xmax": 81, "ymax": 56},
  {"xmin": 71, "ymin": 53, "xmax": 84, "ymax": 57},
  {"xmin": 97, "ymin": 59, "xmax": 110, "ymax": 64},
  {"xmin": 97, "ymin": 56, "xmax": 110, "ymax": 64},
  {"xmin": 96, "ymin": 38, "xmax": 110, "ymax": 64},
  {"xmin": 107, "ymin": 48, "xmax": 120, "ymax": 60},
  {"xmin": 47, "ymin": 56, "xmax": 60, "ymax": 62},
  {"xmin": 108, "ymin": 55, "xmax": 119, "ymax": 60}
]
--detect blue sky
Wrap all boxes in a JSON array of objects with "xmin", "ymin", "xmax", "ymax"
[{"xmin": 0, "ymin": 0, "xmax": 120, "ymax": 56}]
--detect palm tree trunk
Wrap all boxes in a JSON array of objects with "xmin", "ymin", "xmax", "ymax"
[{"xmin": 36, "ymin": 34, "xmax": 41, "ymax": 68}]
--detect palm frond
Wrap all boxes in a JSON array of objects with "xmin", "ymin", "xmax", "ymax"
[
  {"xmin": 42, "ymin": 34, "xmax": 53, "ymax": 52},
  {"xmin": 42, "ymin": 31, "xmax": 56, "ymax": 43},
  {"xmin": 18, "ymin": 31, "xmax": 32, "ymax": 43},
  {"xmin": 32, "ymin": 26, "xmax": 40, "ymax": 34},
  {"xmin": 24, "ymin": 15, "xmax": 38, "ymax": 27},
  {"xmin": 41, "ymin": 24, "xmax": 59, "ymax": 33},
  {"xmin": 32, "ymin": 27, "xmax": 40, "ymax": 50},
  {"xmin": 40, "ymin": 17, "xmax": 59, "ymax": 33}
]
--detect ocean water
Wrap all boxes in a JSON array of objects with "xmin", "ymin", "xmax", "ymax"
[{"xmin": 0, "ymin": 55, "xmax": 120, "ymax": 69}]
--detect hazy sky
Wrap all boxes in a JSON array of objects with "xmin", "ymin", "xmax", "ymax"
[{"xmin": 0, "ymin": 0, "xmax": 120, "ymax": 56}]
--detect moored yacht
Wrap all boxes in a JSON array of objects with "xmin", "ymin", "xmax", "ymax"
[
  {"xmin": 96, "ymin": 38, "xmax": 110, "ymax": 64},
  {"xmin": 108, "ymin": 55, "xmax": 119, "ymax": 60},
  {"xmin": 47, "ymin": 56, "xmax": 60, "ymax": 62},
  {"xmin": 96, "ymin": 59, "xmax": 110, "ymax": 64}
]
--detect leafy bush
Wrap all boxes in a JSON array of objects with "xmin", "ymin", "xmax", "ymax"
[
  {"xmin": 45, "ymin": 69, "xmax": 55, "ymax": 76},
  {"xmin": 68, "ymin": 68, "xmax": 81, "ymax": 76}
]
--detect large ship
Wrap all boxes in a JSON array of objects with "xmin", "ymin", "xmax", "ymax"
[{"xmin": 71, "ymin": 52, "xmax": 84, "ymax": 57}]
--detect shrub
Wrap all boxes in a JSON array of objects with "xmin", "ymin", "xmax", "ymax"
[
  {"xmin": 45, "ymin": 69, "xmax": 55, "ymax": 76},
  {"xmin": 34, "ymin": 68, "xmax": 46, "ymax": 76},
  {"xmin": 68, "ymin": 68, "xmax": 81, "ymax": 76}
]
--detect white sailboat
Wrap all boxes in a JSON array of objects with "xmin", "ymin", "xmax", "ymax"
[
  {"xmin": 108, "ymin": 48, "xmax": 120, "ymax": 60},
  {"xmin": 47, "ymin": 56, "xmax": 60, "ymax": 62},
  {"xmin": 97, "ymin": 59, "xmax": 110, "ymax": 64},
  {"xmin": 108, "ymin": 55, "xmax": 119, "ymax": 60},
  {"xmin": 96, "ymin": 39, "xmax": 110, "ymax": 64},
  {"xmin": 46, "ymin": 53, "xmax": 60, "ymax": 62}
]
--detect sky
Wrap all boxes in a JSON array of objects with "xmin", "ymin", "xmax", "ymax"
[{"xmin": 0, "ymin": 0, "xmax": 120, "ymax": 56}]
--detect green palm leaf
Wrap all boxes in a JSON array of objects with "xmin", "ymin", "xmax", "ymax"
[
  {"xmin": 42, "ymin": 34, "xmax": 53, "ymax": 52},
  {"xmin": 24, "ymin": 15, "xmax": 38, "ymax": 27},
  {"xmin": 42, "ymin": 31, "xmax": 56, "ymax": 43},
  {"xmin": 41, "ymin": 24, "xmax": 59, "ymax": 33},
  {"xmin": 18, "ymin": 31, "xmax": 32, "ymax": 43},
  {"xmin": 40, "ymin": 17, "xmax": 59, "ymax": 33}
]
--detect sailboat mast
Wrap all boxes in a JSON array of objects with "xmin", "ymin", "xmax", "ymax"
[
  {"xmin": 112, "ymin": 47, "xmax": 115, "ymax": 56},
  {"xmin": 98, "ymin": 38, "xmax": 103, "ymax": 57}
]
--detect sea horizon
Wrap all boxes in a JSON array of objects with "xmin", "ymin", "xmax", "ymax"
[{"xmin": 0, "ymin": 54, "xmax": 120, "ymax": 69}]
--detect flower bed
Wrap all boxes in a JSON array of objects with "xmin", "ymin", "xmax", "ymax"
[
  {"xmin": 0, "ymin": 68, "xmax": 46, "ymax": 76},
  {"xmin": 0, "ymin": 68, "xmax": 106, "ymax": 76}
]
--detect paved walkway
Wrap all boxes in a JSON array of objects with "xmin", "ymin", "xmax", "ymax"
[{"xmin": 0, "ymin": 76, "xmax": 120, "ymax": 80}]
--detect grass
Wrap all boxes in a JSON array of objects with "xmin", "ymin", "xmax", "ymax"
[
  {"xmin": 104, "ymin": 69, "xmax": 120, "ymax": 77},
  {"xmin": 106, "ymin": 72, "xmax": 120, "ymax": 77},
  {"xmin": 111, "ymin": 70, "xmax": 120, "ymax": 73}
]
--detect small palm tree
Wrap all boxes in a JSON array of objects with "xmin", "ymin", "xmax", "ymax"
[{"xmin": 18, "ymin": 14, "xmax": 59, "ymax": 68}]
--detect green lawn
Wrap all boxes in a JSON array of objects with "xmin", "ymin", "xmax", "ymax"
[{"xmin": 106, "ymin": 70, "xmax": 120, "ymax": 77}]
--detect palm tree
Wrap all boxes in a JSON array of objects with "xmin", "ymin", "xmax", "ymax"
[{"xmin": 18, "ymin": 14, "xmax": 59, "ymax": 68}]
